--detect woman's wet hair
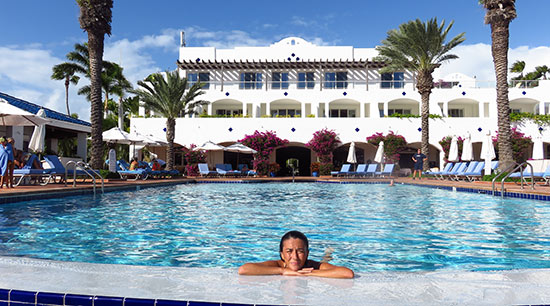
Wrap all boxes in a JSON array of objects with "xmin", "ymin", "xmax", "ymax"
[{"xmin": 279, "ymin": 230, "xmax": 309, "ymax": 253}]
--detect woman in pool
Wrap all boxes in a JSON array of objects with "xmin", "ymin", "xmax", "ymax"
[{"xmin": 238, "ymin": 230, "xmax": 354, "ymax": 279}]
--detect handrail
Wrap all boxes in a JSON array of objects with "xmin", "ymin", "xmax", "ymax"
[
  {"xmin": 491, "ymin": 161, "xmax": 535, "ymax": 197},
  {"xmin": 65, "ymin": 160, "xmax": 104, "ymax": 195}
]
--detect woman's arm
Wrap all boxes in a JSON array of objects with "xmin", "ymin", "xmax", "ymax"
[
  {"xmin": 238, "ymin": 260, "xmax": 283, "ymax": 275},
  {"xmin": 307, "ymin": 262, "xmax": 354, "ymax": 279}
]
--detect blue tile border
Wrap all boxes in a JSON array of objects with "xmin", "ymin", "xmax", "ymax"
[{"xmin": 0, "ymin": 288, "xmax": 294, "ymax": 306}]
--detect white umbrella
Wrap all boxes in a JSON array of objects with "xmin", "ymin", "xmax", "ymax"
[
  {"xmin": 347, "ymin": 142, "xmax": 357, "ymax": 171},
  {"xmin": 129, "ymin": 130, "xmax": 158, "ymax": 146},
  {"xmin": 481, "ymin": 133, "xmax": 496, "ymax": 175},
  {"xmin": 461, "ymin": 133, "xmax": 473, "ymax": 161},
  {"xmin": 194, "ymin": 141, "xmax": 226, "ymax": 151},
  {"xmin": 225, "ymin": 143, "xmax": 257, "ymax": 154},
  {"xmin": 448, "ymin": 136, "xmax": 459, "ymax": 162},
  {"xmin": 102, "ymin": 127, "xmax": 142, "ymax": 145},
  {"xmin": 28, "ymin": 109, "xmax": 47, "ymax": 152},
  {"xmin": 0, "ymin": 102, "xmax": 49, "ymax": 126},
  {"xmin": 374, "ymin": 141, "xmax": 384, "ymax": 163},
  {"xmin": 532, "ymin": 136, "xmax": 544, "ymax": 160}
]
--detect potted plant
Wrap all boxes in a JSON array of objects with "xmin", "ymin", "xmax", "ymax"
[
  {"xmin": 269, "ymin": 162, "xmax": 280, "ymax": 177},
  {"xmin": 310, "ymin": 162, "xmax": 320, "ymax": 177}
]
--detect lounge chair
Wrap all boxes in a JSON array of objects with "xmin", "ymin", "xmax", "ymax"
[
  {"xmin": 363, "ymin": 164, "xmax": 378, "ymax": 177},
  {"xmin": 13, "ymin": 154, "xmax": 52, "ymax": 186},
  {"xmin": 453, "ymin": 161, "xmax": 479, "ymax": 181},
  {"xmin": 375, "ymin": 164, "xmax": 395, "ymax": 177},
  {"xmin": 215, "ymin": 164, "xmax": 241, "ymax": 176},
  {"xmin": 117, "ymin": 159, "xmax": 150, "ymax": 180},
  {"xmin": 198, "ymin": 163, "xmax": 217, "ymax": 177},
  {"xmin": 350, "ymin": 164, "xmax": 367, "ymax": 177},
  {"xmin": 425, "ymin": 162, "xmax": 453, "ymax": 179},
  {"xmin": 465, "ymin": 160, "xmax": 499, "ymax": 181},
  {"xmin": 238, "ymin": 164, "xmax": 256, "ymax": 176},
  {"xmin": 436, "ymin": 162, "xmax": 462, "ymax": 180},
  {"xmin": 331, "ymin": 164, "xmax": 351, "ymax": 177},
  {"xmin": 44, "ymin": 155, "xmax": 100, "ymax": 183}
]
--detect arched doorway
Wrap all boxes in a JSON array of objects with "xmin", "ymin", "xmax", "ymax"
[{"xmin": 276, "ymin": 146, "xmax": 311, "ymax": 176}]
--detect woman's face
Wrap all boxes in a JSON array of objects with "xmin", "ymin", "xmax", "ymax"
[{"xmin": 280, "ymin": 237, "xmax": 308, "ymax": 271}]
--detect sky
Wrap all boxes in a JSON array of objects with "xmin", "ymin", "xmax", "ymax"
[{"xmin": 1, "ymin": 0, "xmax": 549, "ymax": 121}]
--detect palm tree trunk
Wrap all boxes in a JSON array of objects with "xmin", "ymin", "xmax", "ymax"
[
  {"xmin": 88, "ymin": 32, "xmax": 105, "ymax": 169},
  {"xmin": 64, "ymin": 76, "xmax": 71, "ymax": 115},
  {"xmin": 118, "ymin": 96, "xmax": 124, "ymax": 129},
  {"xmin": 166, "ymin": 118, "xmax": 176, "ymax": 170},
  {"xmin": 417, "ymin": 70, "xmax": 433, "ymax": 171},
  {"xmin": 490, "ymin": 20, "xmax": 514, "ymax": 170}
]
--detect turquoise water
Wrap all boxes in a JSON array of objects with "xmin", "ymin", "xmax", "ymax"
[{"xmin": 1, "ymin": 183, "xmax": 550, "ymax": 272}]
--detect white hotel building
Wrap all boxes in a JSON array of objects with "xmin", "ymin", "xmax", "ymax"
[{"xmin": 132, "ymin": 36, "xmax": 550, "ymax": 175}]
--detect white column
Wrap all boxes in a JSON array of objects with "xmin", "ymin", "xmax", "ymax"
[
  {"xmin": 478, "ymin": 102, "xmax": 484, "ymax": 117},
  {"xmin": 383, "ymin": 102, "xmax": 388, "ymax": 117},
  {"xmin": 301, "ymin": 102, "xmax": 306, "ymax": 118},
  {"xmin": 11, "ymin": 126, "xmax": 24, "ymax": 150},
  {"xmin": 243, "ymin": 102, "xmax": 248, "ymax": 117},
  {"xmin": 324, "ymin": 102, "xmax": 329, "ymax": 117},
  {"xmin": 208, "ymin": 103, "xmax": 213, "ymax": 116},
  {"xmin": 443, "ymin": 102, "xmax": 449, "ymax": 117},
  {"xmin": 359, "ymin": 102, "xmax": 365, "ymax": 118},
  {"xmin": 266, "ymin": 102, "xmax": 271, "ymax": 117},
  {"xmin": 539, "ymin": 102, "xmax": 545, "ymax": 115},
  {"xmin": 77, "ymin": 132, "xmax": 87, "ymax": 161}
]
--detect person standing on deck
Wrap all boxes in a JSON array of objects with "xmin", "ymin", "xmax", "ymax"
[{"xmin": 412, "ymin": 148, "xmax": 427, "ymax": 180}]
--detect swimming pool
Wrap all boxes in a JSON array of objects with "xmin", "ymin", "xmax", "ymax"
[{"xmin": 1, "ymin": 182, "xmax": 550, "ymax": 273}]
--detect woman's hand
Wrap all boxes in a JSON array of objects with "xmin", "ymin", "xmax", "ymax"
[{"xmin": 282, "ymin": 267, "xmax": 314, "ymax": 276}]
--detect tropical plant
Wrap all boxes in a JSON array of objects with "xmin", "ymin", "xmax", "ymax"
[
  {"xmin": 181, "ymin": 144, "xmax": 206, "ymax": 176},
  {"xmin": 366, "ymin": 131, "xmax": 407, "ymax": 163},
  {"xmin": 77, "ymin": 0, "xmax": 113, "ymax": 169},
  {"xmin": 51, "ymin": 63, "xmax": 82, "ymax": 115},
  {"xmin": 376, "ymin": 18, "xmax": 465, "ymax": 170},
  {"xmin": 439, "ymin": 136, "xmax": 464, "ymax": 163},
  {"xmin": 493, "ymin": 127, "xmax": 532, "ymax": 163},
  {"xmin": 481, "ymin": 0, "xmax": 517, "ymax": 171},
  {"xmin": 535, "ymin": 65, "xmax": 549, "ymax": 80},
  {"xmin": 510, "ymin": 60, "xmax": 525, "ymax": 78},
  {"xmin": 239, "ymin": 130, "xmax": 288, "ymax": 176},
  {"xmin": 306, "ymin": 128, "xmax": 341, "ymax": 175},
  {"xmin": 130, "ymin": 71, "xmax": 208, "ymax": 170}
]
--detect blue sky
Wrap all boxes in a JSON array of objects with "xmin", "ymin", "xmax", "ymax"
[{"xmin": 1, "ymin": 0, "xmax": 549, "ymax": 120}]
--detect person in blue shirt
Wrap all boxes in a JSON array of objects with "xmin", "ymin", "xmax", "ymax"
[
  {"xmin": 0, "ymin": 137, "xmax": 8, "ymax": 188},
  {"xmin": 412, "ymin": 148, "xmax": 427, "ymax": 180}
]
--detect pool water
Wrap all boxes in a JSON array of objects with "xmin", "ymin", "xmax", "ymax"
[{"xmin": 1, "ymin": 183, "xmax": 550, "ymax": 272}]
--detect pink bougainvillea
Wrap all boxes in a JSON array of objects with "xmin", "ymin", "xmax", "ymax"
[
  {"xmin": 439, "ymin": 136, "xmax": 464, "ymax": 163},
  {"xmin": 306, "ymin": 129, "xmax": 341, "ymax": 174},
  {"xmin": 366, "ymin": 131, "xmax": 407, "ymax": 163},
  {"xmin": 493, "ymin": 127, "xmax": 533, "ymax": 163},
  {"xmin": 239, "ymin": 130, "xmax": 288, "ymax": 175},
  {"xmin": 181, "ymin": 144, "xmax": 206, "ymax": 176}
]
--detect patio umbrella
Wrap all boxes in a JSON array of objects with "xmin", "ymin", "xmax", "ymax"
[
  {"xmin": 346, "ymin": 142, "xmax": 357, "ymax": 171},
  {"xmin": 225, "ymin": 143, "xmax": 257, "ymax": 166},
  {"xmin": 102, "ymin": 127, "xmax": 143, "ymax": 145},
  {"xmin": 0, "ymin": 102, "xmax": 49, "ymax": 126},
  {"xmin": 374, "ymin": 141, "xmax": 384, "ymax": 163},
  {"xmin": 28, "ymin": 109, "xmax": 47, "ymax": 152},
  {"xmin": 448, "ymin": 136, "xmax": 459, "ymax": 162},
  {"xmin": 194, "ymin": 141, "xmax": 226, "ymax": 167},
  {"xmin": 481, "ymin": 133, "xmax": 496, "ymax": 176},
  {"xmin": 461, "ymin": 133, "xmax": 473, "ymax": 161},
  {"xmin": 532, "ymin": 136, "xmax": 544, "ymax": 160}
]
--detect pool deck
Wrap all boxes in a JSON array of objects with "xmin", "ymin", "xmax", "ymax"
[{"xmin": 1, "ymin": 175, "xmax": 549, "ymax": 200}]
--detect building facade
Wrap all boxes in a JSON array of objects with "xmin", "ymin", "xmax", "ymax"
[{"xmin": 132, "ymin": 36, "xmax": 550, "ymax": 175}]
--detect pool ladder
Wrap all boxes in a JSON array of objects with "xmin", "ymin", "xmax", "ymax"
[
  {"xmin": 491, "ymin": 161, "xmax": 534, "ymax": 197},
  {"xmin": 64, "ymin": 160, "xmax": 104, "ymax": 195}
]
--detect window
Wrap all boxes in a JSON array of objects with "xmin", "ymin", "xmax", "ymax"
[
  {"xmin": 216, "ymin": 109, "xmax": 243, "ymax": 116},
  {"xmin": 511, "ymin": 109, "xmax": 522, "ymax": 114},
  {"xmin": 448, "ymin": 109, "xmax": 464, "ymax": 117},
  {"xmin": 388, "ymin": 109, "xmax": 411, "ymax": 115},
  {"xmin": 271, "ymin": 109, "xmax": 301, "ymax": 117},
  {"xmin": 298, "ymin": 72, "xmax": 315, "ymax": 89},
  {"xmin": 272, "ymin": 72, "xmax": 289, "ymax": 89},
  {"xmin": 240, "ymin": 72, "xmax": 263, "ymax": 89},
  {"xmin": 187, "ymin": 72, "xmax": 210, "ymax": 89},
  {"xmin": 324, "ymin": 72, "xmax": 348, "ymax": 89},
  {"xmin": 329, "ymin": 109, "xmax": 356, "ymax": 118},
  {"xmin": 381, "ymin": 72, "xmax": 404, "ymax": 89}
]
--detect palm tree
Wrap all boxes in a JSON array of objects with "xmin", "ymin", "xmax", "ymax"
[
  {"xmin": 535, "ymin": 65, "xmax": 549, "ymax": 80},
  {"xmin": 376, "ymin": 18, "xmax": 465, "ymax": 170},
  {"xmin": 77, "ymin": 0, "xmax": 113, "ymax": 169},
  {"xmin": 510, "ymin": 60, "xmax": 525, "ymax": 78},
  {"xmin": 131, "ymin": 71, "xmax": 209, "ymax": 170},
  {"xmin": 481, "ymin": 0, "xmax": 516, "ymax": 171},
  {"xmin": 51, "ymin": 63, "xmax": 82, "ymax": 115}
]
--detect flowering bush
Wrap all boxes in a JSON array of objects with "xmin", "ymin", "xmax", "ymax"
[
  {"xmin": 366, "ymin": 131, "xmax": 407, "ymax": 163},
  {"xmin": 181, "ymin": 144, "xmax": 206, "ymax": 176},
  {"xmin": 439, "ymin": 136, "xmax": 464, "ymax": 163},
  {"xmin": 493, "ymin": 127, "xmax": 533, "ymax": 163},
  {"xmin": 240, "ymin": 130, "xmax": 288, "ymax": 175},
  {"xmin": 306, "ymin": 129, "xmax": 341, "ymax": 174}
]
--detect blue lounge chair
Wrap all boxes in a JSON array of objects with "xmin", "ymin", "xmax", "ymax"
[
  {"xmin": 363, "ymin": 164, "xmax": 378, "ymax": 177},
  {"xmin": 44, "ymin": 155, "xmax": 100, "ymax": 183},
  {"xmin": 437, "ymin": 162, "xmax": 462, "ymax": 180},
  {"xmin": 425, "ymin": 162, "xmax": 453, "ymax": 179},
  {"xmin": 466, "ymin": 160, "xmax": 499, "ymax": 181},
  {"xmin": 117, "ymin": 159, "xmax": 150, "ymax": 180},
  {"xmin": 198, "ymin": 163, "xmax": 217, "ymax": 177},
  {"xmin": 350, "ymin": 164, "xmax": 367, "ymax": 177},
  {"xmin": 238, "ymin": 164, "xmax": 256, "ymax": 176},
  {"xmin": 331, "ymin": 164, "xmax": 351, "ymax": 177},
  {"xmin": 215, "ymin": 164, "xmax": 241, "ymax": 176},
  {"xmin": 13, "ymin": 154, "xmax": 52, "ymax": 186},
  {"xmin": 453, "ymin": 161, "xmax": 479, "ymax": 181},
  {"xmin": 375, "ymin": 164, "xmax": 395, "ymax": 177}
]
